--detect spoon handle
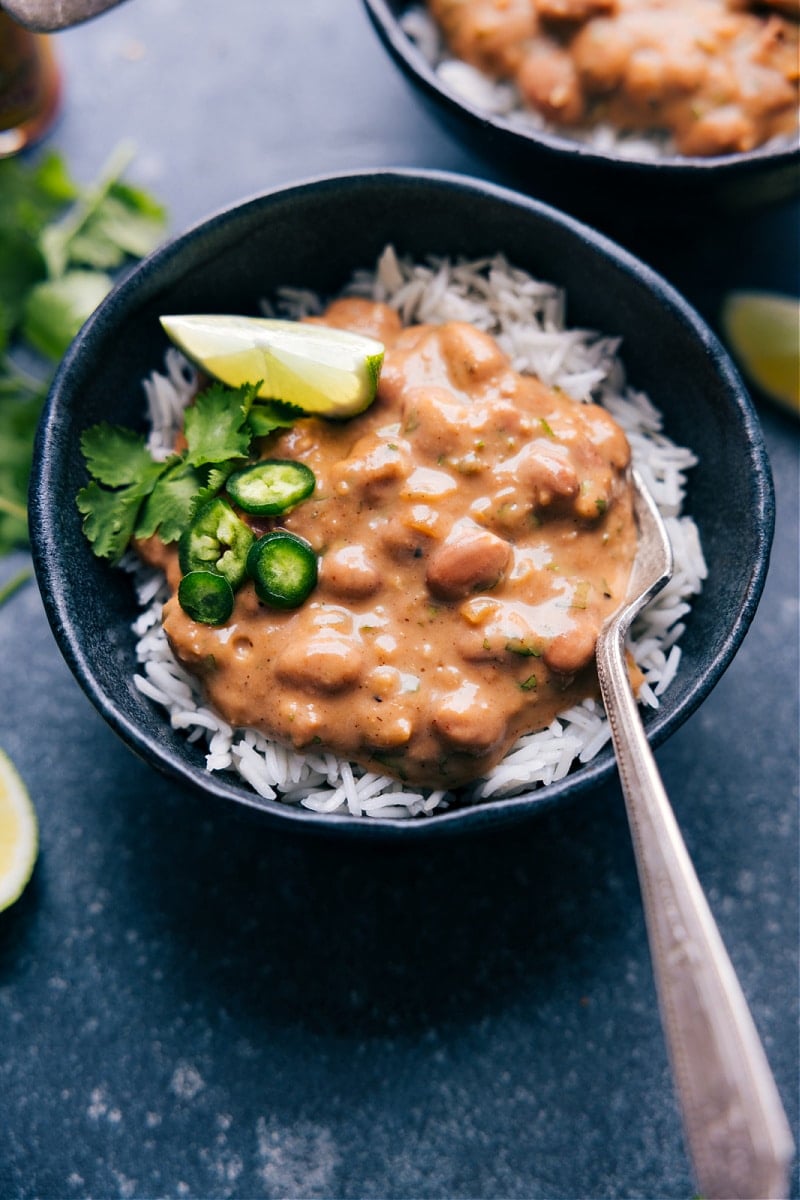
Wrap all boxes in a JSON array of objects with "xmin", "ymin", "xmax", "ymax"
[{"xmin": 597, "ymin": 622, "xmax": 794, "ymax": 1200}]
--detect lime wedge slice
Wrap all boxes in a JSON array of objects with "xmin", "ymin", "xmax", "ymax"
[
  {"xmin": 0, "ymin": 749, "xmax": 38, "ymax": 913},
  {"xmin": 721, "ymin": 291, "xmax": 799, "ymax": 418},
  {"xmin": 160, "ymin": 314, "xmax": 384, "ymax": 418}
]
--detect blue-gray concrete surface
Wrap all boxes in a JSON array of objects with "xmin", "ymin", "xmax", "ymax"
[{"xmin": 1, "ymin": 2, "xmax": 797, "ymax": 1197}]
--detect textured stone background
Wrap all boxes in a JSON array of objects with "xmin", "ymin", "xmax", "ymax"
[{"xmin": 1, "ymin": 2, "xmax": 797, "ymax": 1196}]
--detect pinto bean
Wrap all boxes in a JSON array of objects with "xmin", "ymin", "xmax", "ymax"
[
  {"xmin": 429, "ymin": 0, "xmax": 536, "ymax": 74},
  {"xmin": 332, "ymin": 433, "xmax": 410, "ymax": 503},
  {"xmin": 543, "ymin": 619, "xmax": 599, "ymax": 675},
  {"xmin": 431, "ymin": 682, "xmax": 508, "ymax": 753},
  {"xmin": 676, "ymin": 104, "xmax": 757, "ymax": 155},
  {"xmin": 319, "ymin": 545, "xmax": 382, "ymax": 600},
  {"xmin": 518, "ymin": 43, "xmax": 586, "ymax": 124},
  {"xmin": 275, "ymin": 635, "xmax": 364, "ymax": 693},
  {"xmin": 380, "ymin": 515, "xmax": 432, "ymax": 561},
  {"xmin": 439, "ymin": 321, "xmax": 512, "ymax": 391},
  {"xmin": 535, "ymin": 0, "xmax": 618, "ymax": 23},
  {"xmin": 582, "ymin": 404, "xmax": 631, "ymax": 470},
  {"xmin": 426, "ymin": 526, "xmax": 512, "ymax": 600},
  {"xmin": 361, "ymin": 702, "xmax": 414, "ymax": 750},
  {"xmin": 400, "ymin": 386, "xmax": 469, "ymax": 459},
  {"xmin": 572, "ymin": 18, "xmax": 631, "ymax": 91},
  {"xmin": 505, "ymin": 439, "xmax": 580, "ymax": 508}
]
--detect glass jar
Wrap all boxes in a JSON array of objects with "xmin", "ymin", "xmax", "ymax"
[{"xmin": 0, "ymin": 11, "xmax": 61, "ymax": 157}]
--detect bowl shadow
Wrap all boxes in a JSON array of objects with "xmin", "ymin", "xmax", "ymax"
[{"xmin": 114, "ymin": 771, "xmax": 641, "ymax": 1038}]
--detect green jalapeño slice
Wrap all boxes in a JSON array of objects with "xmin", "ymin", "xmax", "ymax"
[
  {"xmin": 179, "ymin": 497, "xmax": 254, "ymax": 588},
  {"xmin": 226, "ymin": 460, "xmax": 315, "ymax": 516},
  {"xmin": 178, "ymin": 570, "xmax": 235, "ymax": 625},
  {"xmin": 246, "ymin": 530, "xmax": 318, "ymax": 609}
]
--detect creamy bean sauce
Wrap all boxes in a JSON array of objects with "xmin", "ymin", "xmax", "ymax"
[
  {"xmin": 428, "ymin": 0, "xmax": 799, "ymax": 156},
  {"xmin": 148, "ymin": 299, "xmax": 637, "ymax": 789}
]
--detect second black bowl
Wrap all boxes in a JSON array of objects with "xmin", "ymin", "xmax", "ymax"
[{"xmin": 363, "ymin": 0, "xmax": 800, "ymax": 226}]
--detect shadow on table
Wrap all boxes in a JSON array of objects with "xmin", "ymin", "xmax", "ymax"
[
  {"xmin": 112, "ymin": 771, "xmax": 643, "ymax": 1038},
  {"xmin": 0, "ymin": 869, "xmax": 41, "ymax": 961}
]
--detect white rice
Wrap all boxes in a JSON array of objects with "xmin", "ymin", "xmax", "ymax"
[{"xmin": 126, "ymin": 246, "xmax": 706, "ymax": 818}]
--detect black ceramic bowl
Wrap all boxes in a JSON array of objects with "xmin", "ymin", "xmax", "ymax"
[
  {"xmin": 363, "ymin": 0, "xmax": 800, "ymax": 225},
  {"xmin": 30, "ymin": 169, "xmax": 773, "ymax": 838}
]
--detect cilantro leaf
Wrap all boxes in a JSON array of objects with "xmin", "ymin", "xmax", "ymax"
[
  {"xmin": 80, "ymin": 423, "xmax": 161, "ymax": 487},
  {"xmin": 183, "ymin": 381, "xmax": 257, "ymax": 467},
  {"xmin": 109, "ymin": 178, "xmax": 167, "ymax": 222},
  {"xmin": 0, "ymin": 373, "xmax": 46, "ymax": 555},
  {"xmin": 248, "ymin": 399, "xmax": 303, "ymax": 438},
  {"xmin": 76, "ymin": 478, "xmax": 155, "ymax": 563},
  {"xmin": 0, "ymin": 229, "xmax": 46, "ymax": 353},
  {"xmin": 0, "ymin": 151, "xmax": 68, "ymax": 353},
  {"xmin": 22, "ymin": 270, "xmax": 114, "ymax": 361},
  {"xmin": 30, "ymin": 152, "xmax": 78, "ymax": 207},
  {"xmin": 205, "ymin": 463, "xmax": 236, "ymax": 496},
  {"xmin": 75, "ymin": 426, "xmax": 168, "ymax": 561},
  {"xmin": 0, "ymin": 146, "xmax": 168, "ymax": 560},
  {"xmin": 38, "ymin": 143, "xmax": 167, "ymax": 281},
  {"xmin": 135, "ymin": 460, "xmax": 209, "ymax": 544},
  {"xmin": 38, "ymin": 142, "xmax": 129, "ymax": 278},
  {"xmin": 0, "ymin": 151, "xmax": 77, "ymax": 237},
  {"xmin": 76, "ymin": 381, "xmax": 288, "ymax": 562},
  {"xmin": 67, "ymin": 192, "xmax": 167, "ymax": 271}
]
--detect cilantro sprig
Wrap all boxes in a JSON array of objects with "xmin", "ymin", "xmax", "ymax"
[
  {"xmin": 0, "ymin": 144, "xmax": 167, "ymax": 559},
  {"xmin": 0, "ymin": 364, "xmax": 47, "ymax": 549},
  {"xmin": 77, "ymin": 381, "xmax": 299, "ymax": 563}
]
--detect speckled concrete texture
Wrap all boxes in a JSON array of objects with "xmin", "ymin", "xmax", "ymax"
[{"xmin": 0, "ymin": 2, "xmax": 797, "ymax": 1197}]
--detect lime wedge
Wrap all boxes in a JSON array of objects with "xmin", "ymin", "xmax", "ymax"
[
  {"xmin": 160, "ymin": 314, "xmax": 384, "ymax": 418},
  {"xmin": 0, "ymin": 749, "xmax": 38, "ymax": 913},
  {"xmin": 721, "ymin": 291, "xmax": 799, "ymax": 418}
]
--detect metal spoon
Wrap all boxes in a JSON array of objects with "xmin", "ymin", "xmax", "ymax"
[{"xmin": 596, "ymin": 467, "xmax": 794, "ymax": 1200}]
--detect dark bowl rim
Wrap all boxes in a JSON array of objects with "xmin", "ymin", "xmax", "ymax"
[
  {"xmin": 362, "ymin": 0, "xmax": 800, "ymax": 178},
  {"xmin": 29, "ymin": 166, "xmax": 775, "ymax": 840}
]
